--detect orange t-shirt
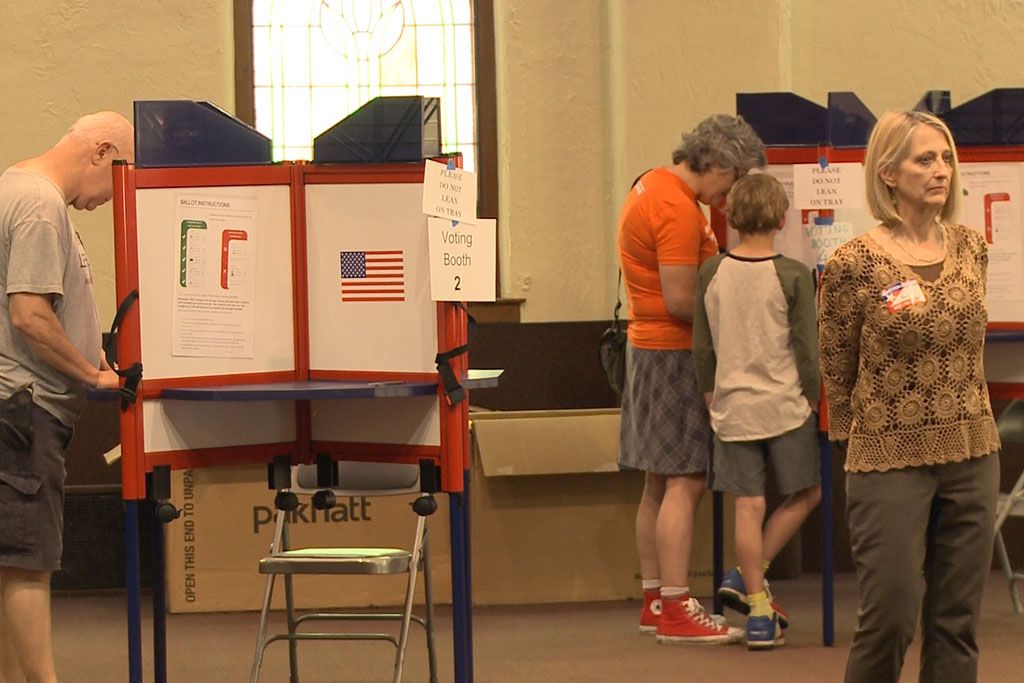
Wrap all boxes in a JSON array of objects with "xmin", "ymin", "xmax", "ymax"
[{"xmin": 618, "ymin": 167, "xmax": 719, "ymax": 350}]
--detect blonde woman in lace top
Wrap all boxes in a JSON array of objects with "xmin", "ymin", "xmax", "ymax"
[{"xmin": 819, "ymin": 111, "xmax": 1001, "ymax": 683}]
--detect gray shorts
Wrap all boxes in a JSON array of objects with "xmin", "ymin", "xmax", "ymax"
[
  {"xmin": 0, "ymin": 404, "xmax": 71, "ymax": 571},
  {"xmin": 709, "ymin": 413, "xmax": 820, "ymax": 497}
]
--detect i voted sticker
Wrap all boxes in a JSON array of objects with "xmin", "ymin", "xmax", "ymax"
[{"xmin": 881, "ymin": 279, "xmax": 926, "ymax": 313}]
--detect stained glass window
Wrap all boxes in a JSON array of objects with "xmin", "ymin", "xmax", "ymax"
[{"xmin": 252, "ymin": 0, "xmax": 476, "ymax": 170}]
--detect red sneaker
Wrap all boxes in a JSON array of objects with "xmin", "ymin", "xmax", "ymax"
[
  {"xmin": 639, "ymin": 589, "xmax": 661, "ymax": 634},
  {"xmin": 655, "ymin": 596, "xmax": 743, "ymax": 645}
]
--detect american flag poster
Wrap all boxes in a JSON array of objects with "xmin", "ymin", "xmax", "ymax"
[{"xmin": 339, "ymin": 250, "xmax": 405, "ymax": 302}]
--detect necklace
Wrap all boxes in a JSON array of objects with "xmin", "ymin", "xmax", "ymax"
[{"xmin": 887, "ymin": 222, "xmax": 947, "ymax": 265}]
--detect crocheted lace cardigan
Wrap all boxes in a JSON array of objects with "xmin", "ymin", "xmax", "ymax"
[{"xmin": 818, "ymin": 224, "xmax": 1000, "ymax": 473}]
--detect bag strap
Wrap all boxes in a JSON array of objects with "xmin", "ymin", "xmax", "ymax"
[
  {"xmin": 613, "ymin": 168, "xmax": 648, "ymax": 332},
  {"xmin": 612, "ymin": 270, "xmax": 622, "ymax": 332}
]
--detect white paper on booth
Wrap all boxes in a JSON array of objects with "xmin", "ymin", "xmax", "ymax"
[
  {"xmin": 426, "ymin": 216, "xmax": 496, "ymax": 301},
  {"xmin": 421, "ymin": 159, "xmax": 478, "ymax": 224},
  {"xmin": 171, "ymin": 194, "xmax": 258, "ymax": 359},
  {"xmin": 960, "ymin": 163, "xmax": 1024, "ymax": 305},
  {"xmin": 792, "ymin": 162, "xmax": 865, "ymax": 211}
]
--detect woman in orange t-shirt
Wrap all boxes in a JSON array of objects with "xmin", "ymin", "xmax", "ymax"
[{"xmin": 618, "ymin": 114, "xmax": 765, "ymax": 645}]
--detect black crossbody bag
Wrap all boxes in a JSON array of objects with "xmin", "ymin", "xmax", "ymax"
[{"xmin": 598, "ymin": 271, "xmax": 626, "ymax": 396}]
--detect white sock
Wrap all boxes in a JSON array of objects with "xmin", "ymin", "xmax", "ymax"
[
  {"xmin": 642, "ymin": 579, "xmax": 661, "ymax": 591},
  {"xmin": 660, "ymin": 586, "xmax": 688, "ymax": 600}
]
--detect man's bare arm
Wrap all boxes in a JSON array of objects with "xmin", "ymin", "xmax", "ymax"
[{"xmin": 9, "ymin": 292, "xmax": 119, "ymax": 389}]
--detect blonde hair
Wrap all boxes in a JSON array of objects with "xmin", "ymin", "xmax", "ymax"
[
  {"xmin": 725, "ymin": 173, "xmax": 788, "ymax": 234},
  {"xmin": 864, "ymin": 110, "xmax": 962, "ymax": 228}
]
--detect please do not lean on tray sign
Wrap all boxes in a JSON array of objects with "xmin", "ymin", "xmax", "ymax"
[
  {"xmin": 422, "ymin": 159, "xmax": 496, "ymax": 302},
  {"xmin": 792, "ymin": 162, "xmax": 865, "ymax": 211}
]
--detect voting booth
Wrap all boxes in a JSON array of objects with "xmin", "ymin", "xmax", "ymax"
[
  {"xmin": 112, "ymin": 165, "xmax": 472, "ymax": 498},
  {"xmin": 109, "ymin": 100, "xmax": 484, "ymax": 683}
]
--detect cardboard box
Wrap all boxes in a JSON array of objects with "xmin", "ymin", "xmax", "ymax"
[
  {"xmin": 469, "ymin": 409, "xmax": 734, "ymax": 604},
  {"xmin": 164, "ymin": 465, "xmax": 452, "ymax": 613},
  {"xmin": 164, "ymin": 409, "xmax": 734, "ymax": 612}
]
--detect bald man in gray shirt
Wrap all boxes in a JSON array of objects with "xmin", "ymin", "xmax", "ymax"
[{"xmin": 0, "ymin": 111, "xmax": 133, "ymax": 682}]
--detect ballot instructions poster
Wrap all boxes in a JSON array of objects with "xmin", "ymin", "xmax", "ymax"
[{"xmin": 171, "ymin": 194, "xmax": 258, "ymax": 358}]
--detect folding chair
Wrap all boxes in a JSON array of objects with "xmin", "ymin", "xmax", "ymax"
[
  {"xmin": 250, "ymin": 460, "xmax": 439, "ymax": 682},
  {"xmin": 994, "ymin": 398, "xmax": 1024, "ymax": 614}
]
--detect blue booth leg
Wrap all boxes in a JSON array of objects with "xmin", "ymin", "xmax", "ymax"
[
  {"xmin": 125, "ymin": 501, "xmax": 143, "ymax": 683},
  {"xmin": 449, "ymin": 484, "xmax": 473, "ymax": 682},
  {"xmin": 153, "ymin": 508, "xmax": 168, "ymax": 682}
]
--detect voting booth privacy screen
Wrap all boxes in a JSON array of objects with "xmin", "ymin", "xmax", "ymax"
[{"xmin": 111, "ymin": 159, "xmax": 472, "ymax": 501}]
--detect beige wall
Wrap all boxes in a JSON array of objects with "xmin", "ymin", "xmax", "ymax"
[
  {"xmin": 790, "ymin": 0, "xmax": 1024, "ymax": 114},
  {"xmin": 3, "ymin": 1, "xmax": 1024, "ymax": 325},
  {"xmin": 495, "ymin": 0, "xmax": 1024, "ymax": 322},
  {"xmin": 0, "ymin": 1, "xmax": 234, "ymax": 322}
]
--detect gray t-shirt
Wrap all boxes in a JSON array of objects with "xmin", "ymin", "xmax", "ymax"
[{"xmin": 0, "ymin": 168, "xmax": 101, "ymax": 426}]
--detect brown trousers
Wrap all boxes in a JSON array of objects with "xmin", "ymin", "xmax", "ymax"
[{"xmin": 844, "ymin": 453, "xmax": 999, "ymax": 683}]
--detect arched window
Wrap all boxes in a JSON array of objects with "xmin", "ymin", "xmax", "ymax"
[{"xmin": 250, "ymin": 0, "xmax": 477, "ymax": 169}]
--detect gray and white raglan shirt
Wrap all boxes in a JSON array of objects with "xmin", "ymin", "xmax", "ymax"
[{"xmin": 692, "ymin": 252, "xmax": 820, "ymax": 442}]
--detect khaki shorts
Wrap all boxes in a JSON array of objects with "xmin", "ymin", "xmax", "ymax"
[
  {"xmin": 0, "ymin": 404, "xmax": 72, "ymax": 572},
  {"xmin": 709, "ymin": 413, "xmax": 820, "ymax": 497}
]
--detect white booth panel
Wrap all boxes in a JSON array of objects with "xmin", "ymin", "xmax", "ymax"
[
  {"xmin": 310, "ymin": 397, "xmax": 440, "ymax": 446},
  {"xmin": 305, "ymin": 183, "xmax": 437, "ymax": 373},
  {"xmin": 134, "ymin": 185, "xmax": 295, "ymax": 379},
  {"xmin": 143, "ymin": 400, "xmax": 297, "ymax": 452}
]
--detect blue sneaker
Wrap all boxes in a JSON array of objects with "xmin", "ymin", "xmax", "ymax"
[
  {"xmin": 717, "ymin": 567, "xmax": 790, "ymax": 629},
  {"xmin": 746, "ymin": 612, "xmax": 785, "ymax": 650}
]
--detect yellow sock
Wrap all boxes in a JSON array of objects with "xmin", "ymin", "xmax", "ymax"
[
  {"xmin": 749, "ymin": 590, "xmax": 771, "ymax": 617},
  {"xmin": 762, "ymin": 559, "xmax": 771, "ymax": 572}
]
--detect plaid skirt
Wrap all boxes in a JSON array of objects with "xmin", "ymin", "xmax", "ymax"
[{"xmin": 618, "ymin": 343, "xmax": 712, "ymax": 476}]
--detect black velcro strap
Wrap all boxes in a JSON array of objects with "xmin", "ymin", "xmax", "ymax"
[
  {"xmin": 435, "ymin": 344, "xmax": 469, "ymax": 406},
  {"xmin": 104, "ymin": 290, "xmax": 143, "ymax": 409},
  {"xmin": 117, "ymin": 364, "xmax": 144, "ymax": 410},
  {"xmin": 434, "ymin": 303, "xmax": 476, "ymax": 406},
  {"xmin": 104, "ymin": 290, "xmax": 138, "ymax": 371}
]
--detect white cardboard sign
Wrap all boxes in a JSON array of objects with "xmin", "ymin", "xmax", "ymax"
[
  {"xmin": 422, "ymin": 159, "xmax": 478, "ymax": 224},
  {"xmin": 427, "ymin": 217, "xmax": 496, "ymax": 301},
  {"xmin": 793, "ymin": 162, "xmax": 865, "ymax": 210}
]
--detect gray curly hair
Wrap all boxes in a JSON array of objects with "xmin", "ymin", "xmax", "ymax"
[{"xmin": 671, "ymin": 114, "xmax": 766, "ymax": 175}]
